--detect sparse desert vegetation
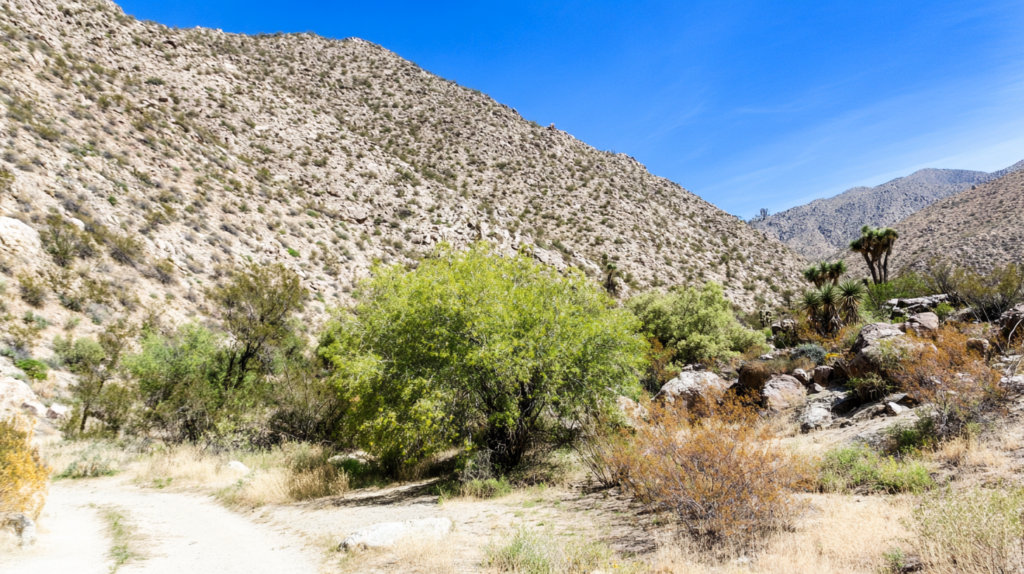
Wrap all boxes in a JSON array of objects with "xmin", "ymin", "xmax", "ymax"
[{"xmin": 2, "ymin": 0, "xmax": 1024, "ymax": 572}]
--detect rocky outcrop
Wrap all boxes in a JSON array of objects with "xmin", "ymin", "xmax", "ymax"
[
  {"xmin": 884, "ymin": 295, "xmax": 949, "ymax": 317},
  {"xmin": 338, "ymin": 518, "xmax": 453, "ymax": 551},
  {"xmin": 654, "ymin": 372, "xmax": 729, "ymax": 407},
  {"xmin": 1002, "ymin": 304, "xmax": 1024, "ymax": 341},
  {"xmin": 900, "ymin": 312, "xmax": 939, "ymax": 337}
]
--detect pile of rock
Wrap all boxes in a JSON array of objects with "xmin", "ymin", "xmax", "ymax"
[{"xmin": 883, "ymin": 295, "xmax": 949, "ymax": 317}]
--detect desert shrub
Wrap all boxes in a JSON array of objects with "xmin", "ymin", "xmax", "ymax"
[
  {"xmin": 791, "ymin": 343, "xmax": 827, "ymax": 365},
  {"xmin": 124, "ymin": 322, "xmax": 227, "ymax": 441},
  {"xmin": 818, "ymin": 445, "xmax": 933, "ymax": 494},
  {"xmin": 484, "ymin": 526, "xmax": 625, "ymax": 574},
  {"xmin": 106, "ymin": 232, "xmax": 143, "ymax": 266},
  {"xmin": 954, "ymin": 263, "xmax": 1024, "ymax": 323},
  {"xmin": 934, "ymin": 302, "xmax": 955, "ymax": 322},
  {"xmin": 627, "ymin": 282, "xmax": 768, "ymax": 364},
  {"xmin": 267, "ymin": 358, "xmax": 349, "ymax": 444},
  {"xmin": 847, "ymin": 373, "xmax": 895, "ymax": 401},
  {"xmin": 0, "ymin": 416, "xmax": 50, "ymax": 518},
  {"xmin": 887, "ymin": 327, "xmax": 1004, "ymax": 442},
  {"xmin": 594, "ymin": 399, "xmax": 809, "ymax": 549},
  {"xmin": 15, "ymin": 358, "xmax": 48, "ymax": 380},
  {"xmin": 638, "ymin": 338, "xmax": 679, "ymax": 395},
  {"xmin": 17, "ymin": 273, "xmax": 46, "ymax": 307},
  {"xmin": 864, "ymin": 273, "xmax": 932, "ymax": 317},
  {"xmin": 52, "ymin": 335, "xmax": 105, "ymax": 370},
  {"xmin": 320, "ymin": 243, "xmax": 647, "ymax": 473},
  {"xmin": 885, "ymin": 417, "xmax": 939, "ymax": 455},
  {"xmin": 910, "ymin": 486, "xmax": 1024, "ymax": 573},
  {"xmin": 55, "ymin": 446, "xmax": 119, "ymax": 479}
]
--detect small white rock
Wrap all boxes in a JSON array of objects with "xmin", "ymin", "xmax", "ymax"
[
  {"xmin": 339, "ymin": 517, "xmax": 453, "ymax": 551},
  {"xmin": 227, "ymin": 461, "xmax": 250, "ymax": 474}
]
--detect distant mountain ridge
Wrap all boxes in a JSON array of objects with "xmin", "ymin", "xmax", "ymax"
[
  {"xmin": 848, "ymin": 167, "xmax": 1024, "ymax": 276},
  {"xmin": 750, "ymin": 160, "xmax": 1024, "ymax": 261}
]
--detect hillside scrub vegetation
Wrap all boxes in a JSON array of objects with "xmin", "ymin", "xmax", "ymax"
[{"xmin": 627, "ymin": 282, "xmax": 768, "ymax": 365}]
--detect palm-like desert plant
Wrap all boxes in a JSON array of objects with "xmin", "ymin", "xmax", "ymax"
[
  {"xmin": 801, "ymin": 280, "xmax": 863, "ymax": 335},
  {"xmin": 803, "ymin": 260, "xmax": 848, "ymax": 288},
  {"xmin": 838, "ymin": 280, "xmax": 866, "ymax": 324},
  {"xmin": 850, "ymin": 226, "xmax": 899, "ymax": 284}
]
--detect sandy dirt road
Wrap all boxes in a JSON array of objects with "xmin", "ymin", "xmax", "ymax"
[{"xmin": 0, "ymin": 477, "xmax": 321, "ymax": 574}]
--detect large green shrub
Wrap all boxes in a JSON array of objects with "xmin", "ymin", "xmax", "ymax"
[
  {"xmin": 626, "ymin": 282, "xmax": 767, "ymax": 364},
  {"xmin": 319, "ymin": 243, "xmax": 647, "ymax": 472}
]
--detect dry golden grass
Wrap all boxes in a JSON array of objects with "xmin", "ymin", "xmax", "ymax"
[{"xmin": 650, "ymin": 493, "xmax": 913, "ymax": 574}]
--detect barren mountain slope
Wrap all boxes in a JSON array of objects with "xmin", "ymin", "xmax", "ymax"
[
  {"xmin": 846, "ymin": 167, "xmax": 1024, "ymax": 276},
  {"xmin": 751, "ymin": 161, "xmax": 1024, "ymax": 261},
  {"xmin": 0, "ymin": 0, "xmax": 806, "ymax": 352}
]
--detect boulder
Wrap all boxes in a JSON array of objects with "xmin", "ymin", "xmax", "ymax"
[
  {"xmin": 848, "ymin": 324, "xmax": 915, "ymax": 379},
  {"xmin": 348, "ymin": 207, "xmax": 369, "ymax": 223},
  {"xmin": 46, "ymin": 403, "xmax": 70, "ymax": 420},
  {"xmin": 339, "ymin": 517, "xmax": 453, "ymax": 551},
  {"xmin": 1, "ymin": 378, "xmax": 39, "ymax": 413},
  {"xmin": 900, "ymin": 313, "xmax": 939, "ymax": 337},
  {"xmin": 812, "ymin": 366, "xmax": 833, "ymax": 386},
  {"xmin": 762, "ymin": 375, "xmax": 806, "ymax": 411},
  {"xmin": 850, "ymin": 323, "xmax": 905, "ymax": 354},
  {"xmin": 885, "ymin": 295, "xmax": 949, "ymax": 316},
  {"xmin": 1, "ymin": 513, "xmax": 36, "ymax": 548},
  {"xmin": 227, "ymin": 461, "xmax": 250, "ymax": 474},
  {"xmin": 1002, "ymin": 304, "xmax": 1024, "ymax": 341},
  {"xmin": 655, "ymin": 372, "xmax": 729, "ymax": 407},
  {"xmin": 885, "ymin": 402, "xmax": 907, "ymax": 416},
  {"xmin": 615, "ymin": 395, "xmax": 649, "ymax": 425},
  {"xmin": 791, "ymin": 369, "xmax": 810, "ymax": 385},
  {"xmin": 770, "ymin": 319, "xmax": 797, "ymax": 336},
  {"xmin": 0, "ymin": 217, "xmax": 43, "ymax": 262},
  {"xmin": 800, "ymin": 404, "xmax": 832, "ymax": 432}
]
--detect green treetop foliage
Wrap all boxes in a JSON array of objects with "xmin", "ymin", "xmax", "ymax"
[
  {"xmin": 318, "ymin": 243, "xmax": 648, "ymax": 472},
  {"xmin": 850, "ymin": 226, "xmax": 899, "ymax": 284},
  {"xmin": 626, "ymin": 282, "xmax": 767, "ymax": 365},
  {"xmin": 209, "ymin": 263, "xmax": 305, "ymax": 390}
]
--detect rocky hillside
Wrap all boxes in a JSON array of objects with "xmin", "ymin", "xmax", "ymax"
[
  {"xmin": 0, "ymin": 0, "xmax": 808, "ymax": 356},
  {"xmin": 863, "ymin": 167, "xmax": 1024, "ymax": 275},
  {"xmin": 750, "ymin": 160, "xmax": 1024, "ymax": 262}
]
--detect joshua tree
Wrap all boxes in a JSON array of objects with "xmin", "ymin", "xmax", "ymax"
[
  {"xmin": 849, "ymin": 226, "xmax": 898, "ymax": 284},
  {"xmin": 601, "ymin": 254, "xmax": 620, "ymax": 296},
  {"xmin": 802, "ymin": 260, "xmax": 848, "ymax": 287}
]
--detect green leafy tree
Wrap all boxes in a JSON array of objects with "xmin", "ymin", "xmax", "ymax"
[
  {"xmin": 63, "ymin": 320, "xmax": 135, "ymax": 435},
  {"xmin": 124, "ymin": 323, "xmax": 228, "ymax": 441},
  {"xmin": 209, "ymin": 263, "xmax": 305, "ymax": 390},
  {"xmin": 627, "ymin": 282, "xmax": 768, "ymax": 364},
  {"xmin": 319, "ymin": 243, "xmax": 647, "ymax": 472},
  {"xmin": 850, "ymin": 226, "xmax": 899, "ymax": 284}
]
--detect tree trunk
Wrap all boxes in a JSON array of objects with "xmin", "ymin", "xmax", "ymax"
[{"xmin": 861, "ymin": 252, "xmax": 878, "ymax": 284}]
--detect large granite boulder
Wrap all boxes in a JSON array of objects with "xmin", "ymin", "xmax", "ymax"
[
  {"xmin": 762, "ymin": 375, "xmax": 806, "ymax": 411},
  {"xmin": 654, "ymin": 372, "xmax": 729, "ymax": 408}
]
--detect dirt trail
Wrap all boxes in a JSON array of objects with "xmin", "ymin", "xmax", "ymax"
[{"xmin": 0, "ymin": 477, "xmax": 320, "ymax": 574}]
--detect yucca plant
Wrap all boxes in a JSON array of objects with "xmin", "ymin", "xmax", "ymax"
[
  {"xmin": 801, "ymin": 282, "xmax": 860, "ymax": 336},
  {"xmin": 838, "ymin": 280, "xmax": 866, "ymax": 324}
]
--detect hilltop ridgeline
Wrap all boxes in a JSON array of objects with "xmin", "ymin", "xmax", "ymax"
[
  {"xmin": 0, "ymin": 0, "xmax": 806, "ymax": 344},
  {"xmin": 751, "ymin": 160, "xmax": 1024, "ymax": 262}
]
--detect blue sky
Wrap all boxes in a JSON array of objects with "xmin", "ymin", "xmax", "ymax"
[{"xmin": 119, "ymin": 0, "xmax": 1024, "ymax": 218}]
